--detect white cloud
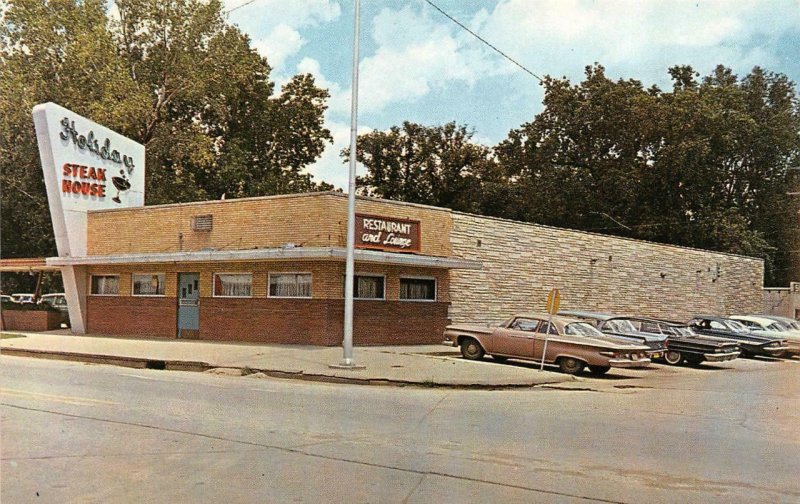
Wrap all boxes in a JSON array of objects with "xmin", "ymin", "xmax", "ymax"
[
  {"xmin": 336, "ymin": 5, "xmax": 501, "ymax": 115},
  {"xmin": 251, "ymin": 24, "xmax": 305, "ymax": 69},
  {"xmin": 228, "ymin": 0, "xmax": 341, "ymax": 72},
  {"xmin": 479, "ymin": 0, "xmax": 800, "ymax": 85}
]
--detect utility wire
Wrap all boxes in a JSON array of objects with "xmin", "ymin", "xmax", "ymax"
[
  {"xmin": 226, "ymin": 0, "xmax": 257, "ymax": 14},
  {"xmin": 422, "ymin": 0, "xmax": 544, "ymax": 84}
]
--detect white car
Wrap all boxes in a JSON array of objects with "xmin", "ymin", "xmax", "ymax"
[
  {"xmin": 10, "ymin": 293, "xmax": 36, "ymax": 304},
  {"xmin": 729, "ymin": 315, "xmax": 800, "ymax": 357}
]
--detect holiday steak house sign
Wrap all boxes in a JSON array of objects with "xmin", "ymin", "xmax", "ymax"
[
  {"xmin": 355, "ymin": 214, "xmax": 421, "ymax": 253},
  {"xmin": 33, "ymin": 102, "xmax": 145, "ymax": 257},
  {"xmin": 33, "ymin": 102, "xmax": 145, "ymax": 214}
]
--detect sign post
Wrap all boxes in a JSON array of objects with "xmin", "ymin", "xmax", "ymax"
[{"xmin": 540, "ymin": 288, "xmax": 560, "ymax": 371}]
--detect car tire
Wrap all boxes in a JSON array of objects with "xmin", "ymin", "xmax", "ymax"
[
  {"xmin": 685, "ymin": 355, "xmax": 704, "ymax": 367},
  {"xmin": 460, "ymin": 338, "xmax": 485, "ymax": 361},
  {"xmin": 664, "ymin": 350, "xmax": 683, "ymax": 365},
  {"xmin": 558, "ymin": 357, "xmax": 586, "ymax": 375},
  {"xmin": 492, "ymin": 355, "xmax": 508, "ymax": 363},
  {"xmin": 588, "ymin": 365, "xmax": 610, "ymax": 375}
]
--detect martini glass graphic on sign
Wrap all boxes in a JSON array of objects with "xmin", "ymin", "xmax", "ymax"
[{"xmin": 111, "ymin": 170, "xmax": 131, "ymax": 204}]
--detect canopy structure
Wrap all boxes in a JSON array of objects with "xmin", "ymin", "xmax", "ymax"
[{"xmin": 0, "ymin": 258, "xmax": 60, "ymax": 273}]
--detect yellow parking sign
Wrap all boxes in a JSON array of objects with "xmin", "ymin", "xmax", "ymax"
[{"xmin": 546, "ymin": 288, "xmax": 561, "ymax": 315}]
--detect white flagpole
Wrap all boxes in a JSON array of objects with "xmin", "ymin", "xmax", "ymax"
[{"xmin": 340, "ymin": 0, "xmax": 361, "ymax": 367}]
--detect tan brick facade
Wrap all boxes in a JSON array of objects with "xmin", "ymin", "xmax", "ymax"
[
  {"xmin": 87, "ymin": 192, "xmax": 453, "ymax": 258},
  {"xmin": 449, "ymin": 212, "xmax": 764, "ymax": 324}
]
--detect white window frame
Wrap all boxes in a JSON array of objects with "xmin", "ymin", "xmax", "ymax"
[
  {"xmin": 212, "ymin": 272, "xmax": 253, "ymax": 298},
  {"xmin": 268, "ymin": 272, "xmax": 313, "ymax": 299},
  {"xmin": 348, "ymin": 273, "xmax": 386, "ymax": 300},
  {"xmin": 131, "ymin": 272, "xmax": 166, "ymax": 297},
  {"xmin": 90, "ymin": 274, "xmax": 120, "ymax": 296},
  {"xmin": 399, "ymin": 276, "xmax": 437, "ymax": 302}
]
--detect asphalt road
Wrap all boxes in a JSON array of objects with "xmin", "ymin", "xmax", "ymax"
[{"xmin": 1, "ymin": 355, "xmax": 798, "ymax": 503}]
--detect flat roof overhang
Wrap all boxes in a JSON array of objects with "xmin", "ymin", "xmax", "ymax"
[
  {"xmin": 45, "ymin": 247, "xmax": 483, "ymax": 270},
  {"xmin": 0, "ymin": 258, "xmax": 61, "ymax": 272}
]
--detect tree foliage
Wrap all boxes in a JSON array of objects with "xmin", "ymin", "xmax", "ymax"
[
  {"xmin": 352, "ymin": 121, "xmax": 500, "ymax": 214},
  {"xmin": 354, "ymin": 65, "xmax": 800, "ymax": 286},
  {"xmin": 0, "ymin": 0, "xmax": 332, "ymax": 261}
]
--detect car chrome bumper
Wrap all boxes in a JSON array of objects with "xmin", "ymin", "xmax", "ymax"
[
  {"xmin": 608, "ymin": 357, "xmax": 651, "ymax": 368},
  {"xmin": 441, "ymin": 340, "xmax": 457, "ymax": 347},
  {"xmin": 762, "ymin": 346, "xmax": 790, "ymax": 356},
  {"xmin": 703, "ymin": 351, "xmax": 740, "ymax": 362}
]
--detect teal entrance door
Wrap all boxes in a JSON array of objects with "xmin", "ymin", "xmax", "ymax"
[{"xmin": 177, "ymin": 273, "xmax": 200, "ymax": 339}]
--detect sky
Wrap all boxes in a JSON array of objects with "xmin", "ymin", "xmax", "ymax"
[{"xmin": 223, "ymin": 0, "xmax": 800, "ymax": 189}]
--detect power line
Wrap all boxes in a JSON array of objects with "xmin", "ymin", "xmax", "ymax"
[
  {"xmin": 225, "ymin": 0, "xmax": 257, "ymax": 14},
  {"xmin": 421, "ymin": 0, "xmax": 544, "ymax": 84}
]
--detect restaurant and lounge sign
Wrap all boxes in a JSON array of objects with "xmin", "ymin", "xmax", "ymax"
[{"xmin": 356, "ymin": 214, "xmax": 421, "ymax": 253}]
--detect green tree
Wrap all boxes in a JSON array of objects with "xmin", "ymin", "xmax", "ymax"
[
  {"xmin": 351, "ymin": 121, "xmax": 498, "ymax": 214},
  {"xmin": 497, "ymin": 64, "xmax": 800, "ymax": 285},
  {"xmin": 0, "ymin": 0, "xmax": 332, "ymax": 261}
]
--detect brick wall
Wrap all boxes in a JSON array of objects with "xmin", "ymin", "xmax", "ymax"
[
  {"xmin": 87, "ymin": 192, "xmax": 453, "ymax": 258},
  {"xmin": 449, "ymin": 212, "xmax": 764, "ymax": 324},
  {"xmin": 87, "ymin": 296, "xmax": 176, "ymax": 338},
  {"xmin": 84, "ymin": 260, "xmax": 450, "ymax": 344},
  {"xmin": 198, "ymin": 299, "xmax": 448, "ymax": 345}
]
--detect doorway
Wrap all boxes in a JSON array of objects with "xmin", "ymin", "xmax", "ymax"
[{"xmin": 177, "ymin": 273, "xmax": 200, "ymax": 339}]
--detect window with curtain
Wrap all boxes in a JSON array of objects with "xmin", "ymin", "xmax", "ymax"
[
  {"xmin": 400, "ymin": 278, "xmax": 436, "ymax": 301},
  {"xmin": 132, "ymin": 273, "xmax": 165, "ymax": 296},
  {"xmin": 269, "ymin": 273, "xmax": 312, "ymax": 298},
  {"xmin": 91, "ymin": 275, "xmax": 119, "ymax": 295},
  {"xmin": 213, "ymin": 273, "xmax": 252, "ymax": 297},
  {"xmin": 349, "ymin": 275, "xmax": 384, "ymax": 300}
]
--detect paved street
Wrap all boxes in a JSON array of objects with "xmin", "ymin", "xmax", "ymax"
[{"xmin": 1, "ymin": 355, "xmax": 798, "ymax": 503}]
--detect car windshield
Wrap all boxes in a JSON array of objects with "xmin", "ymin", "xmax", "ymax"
[
  {"xmin": 670, "ymin": 326, "xmax": 696, "ymax": 337},
  {"xmin": 724, "ymin": 320, "xmax": 750, "ymax": 333},
  {"xmin": 603, "ymin": 319, "xmax": 637, "ymax": 333},
  {"xmin": 564, "ymin": 322, "xmax": 604, "ymax": 337}
]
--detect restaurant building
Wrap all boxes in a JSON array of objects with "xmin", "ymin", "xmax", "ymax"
[{"xmin": 30, "ymin": 103, "xmax": 766, "ymax": 345}]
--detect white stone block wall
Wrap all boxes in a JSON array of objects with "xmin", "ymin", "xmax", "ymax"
[{"xmin": 449, "ymin": 212, "xmax": 764, "ymax": 325}]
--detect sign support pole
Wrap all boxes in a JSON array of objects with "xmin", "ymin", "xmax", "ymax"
[{"xmin": 540, "ymin": 288, "xmax": 560, "ymax": 371}]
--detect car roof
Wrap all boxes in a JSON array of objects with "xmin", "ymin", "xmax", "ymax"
[
  {"xmin": 512, "ymin": 313, "xmax": 583, "ymax": 326},
  {"xmin": 691, "ymin": 315, "xmax": 729, "ymax": 322},
  {"xmin": 758, "ymin": 314, "xmax": 797, "ymax": 324},
  {"xmin": 557, "ymin": 310, "xmax": 616, "ymax": 320},
  {"xmin": 729, "ymin": 315, "xmax": 777, "ymax": 326}
]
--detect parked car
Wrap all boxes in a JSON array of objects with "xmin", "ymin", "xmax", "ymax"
[
  {"xmin": 38, "ymin": 293, "xmax": 70, "ymax": 327},
  {"xmin": 1, "ymin": 294, "xmax": 14, "ymax": 306},
  {"xmin": 559, "ymin": 310, "xmax": 668, "ymax": 359},
  {"xmin": 729, "ymin": 315, "xmax": 800, "ymax": 357},
  {"xmin": 442, "ymin": 313, "xmax": 651, "ymax": 375},
  {"xmin": 38, "ymin": 293, "xmax": 67, "ymax": 310},
  {"xmin": 627, "ymin": 318, "xmax": 740, "ymax": 366},
  {"xmin": 688, "ymin": 315, "xmax": 789, "ymax": 358},
  {"xmin": 11, "ymin": 293, "xmax": 36, "ymax": 304},
  {"xmin": 760, "ymin": 314, "xmax": 800, "ymax": 332}
]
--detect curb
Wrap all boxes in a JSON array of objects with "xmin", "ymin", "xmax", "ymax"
[
  {"xmin": 1, "ymin": 347, "xmax": 211, "ymax": 372},
  {"xmin": 0, "ymin": 348, "xmax": 568, "ymax": 390}
]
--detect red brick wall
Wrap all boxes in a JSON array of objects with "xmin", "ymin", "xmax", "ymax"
[
  {"xmin": 87, "ymin": 296, "xmax": 177, "ymax": 338},
  {"xmin": 0, "ymin": 310, "xmax": 61, "ymax": 331},
  {"xmin": 199, "ymin": 298, "xmax": 449, "ymax": 345},
  {"xmin": 86, "ymin": 295, "xmax": 449, "ymax": 345}
]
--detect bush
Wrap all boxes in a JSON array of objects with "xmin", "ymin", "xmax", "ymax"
[{"xmin": 1, "ymin": 302, "xmax": 60, "ymax": 312}]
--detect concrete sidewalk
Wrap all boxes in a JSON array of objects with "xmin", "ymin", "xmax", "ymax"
[{"xmin": 0, "ymin": 331, "xmax": 574, "ymax": 388}]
